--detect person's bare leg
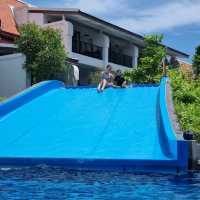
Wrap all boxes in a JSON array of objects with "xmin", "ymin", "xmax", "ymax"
[
  {"xmin": 97, "ymin": 80, "xmax": 103, "ymax": 92},
  {"xmin": 108, "ymin": 82, "xmax": 114, "ymax": 87},
  {"xmin": 122, "ymin": 81, "xmax": 127, "ymax": 88},
  {"xmin": 101, "ymin": 79, "xmax": 107, "ymax": 91}
]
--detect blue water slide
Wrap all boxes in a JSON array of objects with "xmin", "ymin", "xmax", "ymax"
[{"xmin": 0, "ymin": 77, "xmax": 188, "ymax": 172}]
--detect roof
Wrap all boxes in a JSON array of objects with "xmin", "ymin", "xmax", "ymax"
[
  {"xmin": 0, "ymin": 4, "xmax": 19, "ymax": 35},
  {"xmin": 0, "ymin": 0, "xmax": 28, "ymax": 42},
  {"xmin": 28, "ymin": 8, "xmax": 189, "ymax": 58}
]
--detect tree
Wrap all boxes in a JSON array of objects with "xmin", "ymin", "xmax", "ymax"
[
  {"xmin": 192, "ymin": 45, "xmax": 200, "ymax": 78},
  {"xmin": 124, "ymin": 34, "xmax": 166, "ymax": 83},
  {"xmin": 15, "ymin": 23, "xmax": 67, "ymax": 84}
]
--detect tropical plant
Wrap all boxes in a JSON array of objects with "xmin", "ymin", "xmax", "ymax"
[
  {"xmin": 169, "ymin": 69, "xmax": 200, "ymax": 141},
  {"xmin": 124, "ymin": 34, "xmax": 166, "ymax": 83},
  {"xmin": 15, "ymin": 23, "xmax": 67, "ymax": 84}
]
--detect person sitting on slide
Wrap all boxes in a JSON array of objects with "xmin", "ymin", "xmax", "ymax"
[
  {"xmin": 97, "ymin": 65, "xmax": 113, "ymax": 92},
  {"xmin": 113, "ymin": 69, "xmax": 127, "ymax": 88}
]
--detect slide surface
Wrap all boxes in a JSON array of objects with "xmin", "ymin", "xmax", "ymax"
[{"xmin": 0, "ymin": 79, "xmax": 188, "ymax": 171}]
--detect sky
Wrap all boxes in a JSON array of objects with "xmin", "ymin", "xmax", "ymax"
[{"xmin": 25, "ymin": 0, "xmax": 200, "ymax": 63}]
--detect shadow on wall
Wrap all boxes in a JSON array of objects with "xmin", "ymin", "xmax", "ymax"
[{"xmin": 0, "ymin": 53, "xmax": 28, "ymax": 97}]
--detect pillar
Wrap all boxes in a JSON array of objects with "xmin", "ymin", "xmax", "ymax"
[
  {"xmin": 63, "ymin": 20, "xmax": 74, "ymax": 57},
  {"xmin": 132, "ymin": 45, "xmax": 139, "ymax": 68},
  {"xmin": 102, "ymin": 34, "xmax": 110, "ymax": 68}
]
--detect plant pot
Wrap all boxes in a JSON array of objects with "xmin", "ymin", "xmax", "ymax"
[{"xmin": 183, "ymin": 131, "xmax": 193, "ymax": 140}]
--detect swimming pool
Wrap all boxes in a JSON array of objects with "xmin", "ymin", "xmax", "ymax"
[{"xmin": 0, "ymin": 166, "xmax": 199, "ymax": 199}]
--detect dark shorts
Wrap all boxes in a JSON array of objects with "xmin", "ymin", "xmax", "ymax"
[{"xmin": 114, "ymin": 75, "xmax": 125, "ymax": 87}]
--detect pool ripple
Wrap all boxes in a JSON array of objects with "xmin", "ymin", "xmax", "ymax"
[{"xmin": 0, "ymin": 167, "xmax": 200, "ymax": 199}]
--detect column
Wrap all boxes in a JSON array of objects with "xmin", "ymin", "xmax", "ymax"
[
  {"xmin": 63, "ymin": 20, "xmax": 74, "ymax": 57},
  {"xmin": 132, "ymin": 45, "xmax": 139, "ymax": 68},
  {"xmin": 102, "ymin": 34, "xmax": 110, "ymax": 68}
]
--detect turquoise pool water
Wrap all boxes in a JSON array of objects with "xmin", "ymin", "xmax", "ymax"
[{"xmin": 0, "ymin": 167, "xmax": 199, "ymax": 199}]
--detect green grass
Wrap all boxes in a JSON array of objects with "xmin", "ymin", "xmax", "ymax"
[{"xmin": 169, "ymin": 69, "xmax": 200, "ymax": 141}]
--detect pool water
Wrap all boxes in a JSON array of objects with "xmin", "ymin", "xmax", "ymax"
[{"xmin": 0, "ymin": 166, "xmax": 199, "ymax": 199}]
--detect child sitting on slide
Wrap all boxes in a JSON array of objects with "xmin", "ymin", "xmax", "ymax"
[{"xmin": 97, "ymin": 65, "xmax": 113, "ymax": 92}]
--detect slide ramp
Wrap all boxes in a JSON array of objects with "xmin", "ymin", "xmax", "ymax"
[{"xmin": 0, "ymin": 78, "xmax": 188, "ymax": 172}]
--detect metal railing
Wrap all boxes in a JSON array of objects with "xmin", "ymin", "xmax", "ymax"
[
  {"xmin": 72, "ymin": 39, "xmax": 103, "ymax": 60},
  {"xmin": 109, "ymin": 50, "xmax": 132, "ymax": 68}
]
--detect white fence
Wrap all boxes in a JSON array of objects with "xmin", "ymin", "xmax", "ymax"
[{"xmin": 0, "ymin": 53, "xmax": 28, "ymax": 97}]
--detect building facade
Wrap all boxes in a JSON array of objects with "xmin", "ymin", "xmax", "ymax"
[
  {"xmin": 0, "ymin": 1, "xmax": 189, "ymax": 86},
  {"xmin": 13, "ymin": 7, "xmax": 189, "ymax": 84}
]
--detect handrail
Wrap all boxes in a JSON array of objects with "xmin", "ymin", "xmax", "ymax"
[
  {"xmin": 158, "ymin": 77, "xmax": 177, "ymax": 159},
  {"xmin": 159, "ymin": 77, "xmax": 188, "ymax": 169},
  {"xmin": 72, "ymin": 39, "xmax": 103, "ymax": 59}
]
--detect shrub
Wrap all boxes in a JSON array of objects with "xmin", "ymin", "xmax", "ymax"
[
  {"xmin": 169, "ymin": 69, "xmax": 200, "ymax": 141},
  {"xmin": 124, "ymin": 34, "xmax": 166, "ymax": 84},
  {"xmin": 15, "ymin": 23, "xmax": 67, "ymax": 84},
  {"xmin": 88, "ymin": 70, "xmax": 102, "ymax": 85}
]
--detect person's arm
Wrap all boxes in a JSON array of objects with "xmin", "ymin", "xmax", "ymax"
[
  {"xmin": 112, "ymin": 76, "xmax": 120, "ymax": 88},
  {"xmin": 100, "ymin": 71, "xmax": 104, "ymax": 78}
]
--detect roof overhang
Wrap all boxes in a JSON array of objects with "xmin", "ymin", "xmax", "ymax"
[
  {"xmin": 0, "ymin": 29, "xmax": 19, "ymax": 40},
  {"xmin": 28, "ymin": 8, "xmax": 189, "ymax": 58},
  {"xmin": 0, "ymin": 43, "xmax": 16, "ymax": 55}
]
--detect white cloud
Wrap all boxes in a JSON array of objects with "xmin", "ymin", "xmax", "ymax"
[
  {"xmin": 64, "ymin": 0, "xmax": 134, "ymax": 20},
  {"xmin": 64, "ymin": 0, "xmax": 200, "ymax": 33},
  {"xmin": 115, "ymin": 0, "xmax": 200, "ymax": 33},
  {"xmin": 64, "ymin": 0, "xmax": 127, "ymax": 15}
]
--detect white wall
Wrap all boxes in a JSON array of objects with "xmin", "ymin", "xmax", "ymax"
[
  {"xmin": 71, "ymin": 52, "xmax": 104, "ymax": 68},
  {"xmin": 14, "ymin": 7, "xmax": 28, "ymax": 26},
  {"xmin": 0, "ymin": 53, "xmax": 27, "ymax": 97},
  {"xmin": 28, "ymin": 13, "xmax": 44, "ymax": 26},
  {"xmin": 15, "ymin": 8, "xmax": 44, "ymax": 27},
  {"xmin": 108, "ymin": 62, "xmax": 131, "ymax": 72}
]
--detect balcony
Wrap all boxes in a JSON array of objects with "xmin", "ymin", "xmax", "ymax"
[
  {"xmin": 109, "ymin": 50, "xmax": 133, "ymax": 68},
  {"xmin": 72, "ymin": 39, "xmax": 103, "ymax": 60}
]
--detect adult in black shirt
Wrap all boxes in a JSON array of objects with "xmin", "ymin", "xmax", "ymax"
[{"xmin": 113, "ymin": 70, "xmax": 127, "ymax": 88}]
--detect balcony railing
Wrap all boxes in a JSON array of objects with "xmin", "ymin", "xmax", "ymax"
[
  {"xmin": 72, "ymin": 39, "xmax": 103, "ymax": 60},
  {"xmin": 109, "ymin": 50, "xmax": 132, "ymax": 68}
]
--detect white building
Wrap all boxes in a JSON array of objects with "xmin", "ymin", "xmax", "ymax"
[{"xmin": 13, "ymin": 7, "xmax": 189, "ymax": 84}]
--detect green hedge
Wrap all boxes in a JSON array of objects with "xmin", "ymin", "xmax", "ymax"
[{"xmin": 169, "ymin": 69, "xmax": 200, "ymax": 141}]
